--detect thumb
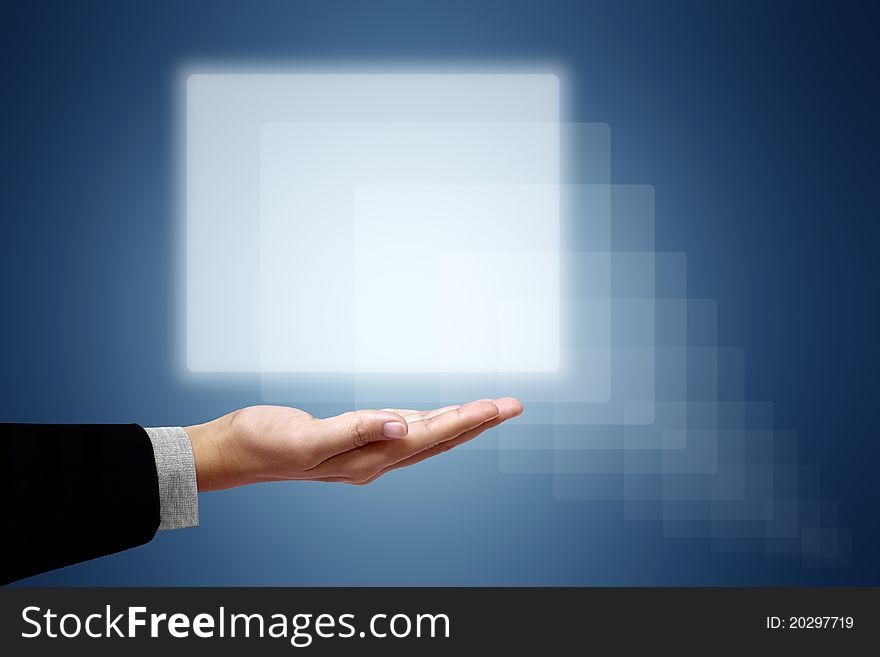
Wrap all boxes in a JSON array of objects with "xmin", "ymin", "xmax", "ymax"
[{"xmin": 318, "ymin": 409, "xmax": 410, "ymax": 454}]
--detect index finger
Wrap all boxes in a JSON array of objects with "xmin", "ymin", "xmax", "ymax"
[
  {"xmin": 407, "ymin": 400, "xmax": 500, "ymax": 451},
  {"xmin": 381, "ymin": 404, "xmax": 463, "ymax": 421}
]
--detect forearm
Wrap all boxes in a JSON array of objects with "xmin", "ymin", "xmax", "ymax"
[{"xmin": 1, "ymin": 423, "xmax": 160, "ymax": 584}]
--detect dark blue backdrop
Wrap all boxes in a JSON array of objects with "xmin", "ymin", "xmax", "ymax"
[{"xmin": 2, "ymin": 0, "xmax": 877, "ymax": 585}]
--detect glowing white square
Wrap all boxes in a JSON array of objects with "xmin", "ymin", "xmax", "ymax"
[{"xmin": 185, "ymin": 72, "xmax": 560, "ymax": 372}]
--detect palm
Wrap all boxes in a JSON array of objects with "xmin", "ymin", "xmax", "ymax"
[{"xmin": 198, "ymin": 398, "xmax": 523, "ymax": 490}]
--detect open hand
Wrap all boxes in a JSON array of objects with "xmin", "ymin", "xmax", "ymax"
[{"xmin": 186, "ymin": 397, "xmax": 523, "ymax": 491}]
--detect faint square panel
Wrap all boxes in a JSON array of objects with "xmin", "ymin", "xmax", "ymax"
[{"xmin": 258, "ymin": 123, "xmax": 559, "ymax": 373}]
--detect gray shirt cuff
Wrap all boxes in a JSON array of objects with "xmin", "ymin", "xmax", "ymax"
[{"xmin": 145, "ymin": 426, "xmax": 199, "ymax": 531}]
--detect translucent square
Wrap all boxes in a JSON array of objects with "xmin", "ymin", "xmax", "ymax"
[{"xmin": 259, "ymin": 122, "xmax": 560, "ymax": 373}]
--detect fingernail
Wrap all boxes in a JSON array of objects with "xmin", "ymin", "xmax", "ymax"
[{"xmin": 382, "ymin": 422, "xmax": 407, "ymax": 439}]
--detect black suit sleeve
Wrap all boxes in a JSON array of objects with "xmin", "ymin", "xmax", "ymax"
[{"xmin": 1, "ymin": 423, "xmax": 160, "ymax": 585}]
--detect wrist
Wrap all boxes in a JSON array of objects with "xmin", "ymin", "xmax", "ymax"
[{"xmin": 185, "ymin": 412, "xmax": 242, "ymax": 492}]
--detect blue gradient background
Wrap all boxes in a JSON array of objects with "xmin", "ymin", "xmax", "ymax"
[{"xmin": 2, "ymin": 0, "xmax": 877, "ymax": 585}]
